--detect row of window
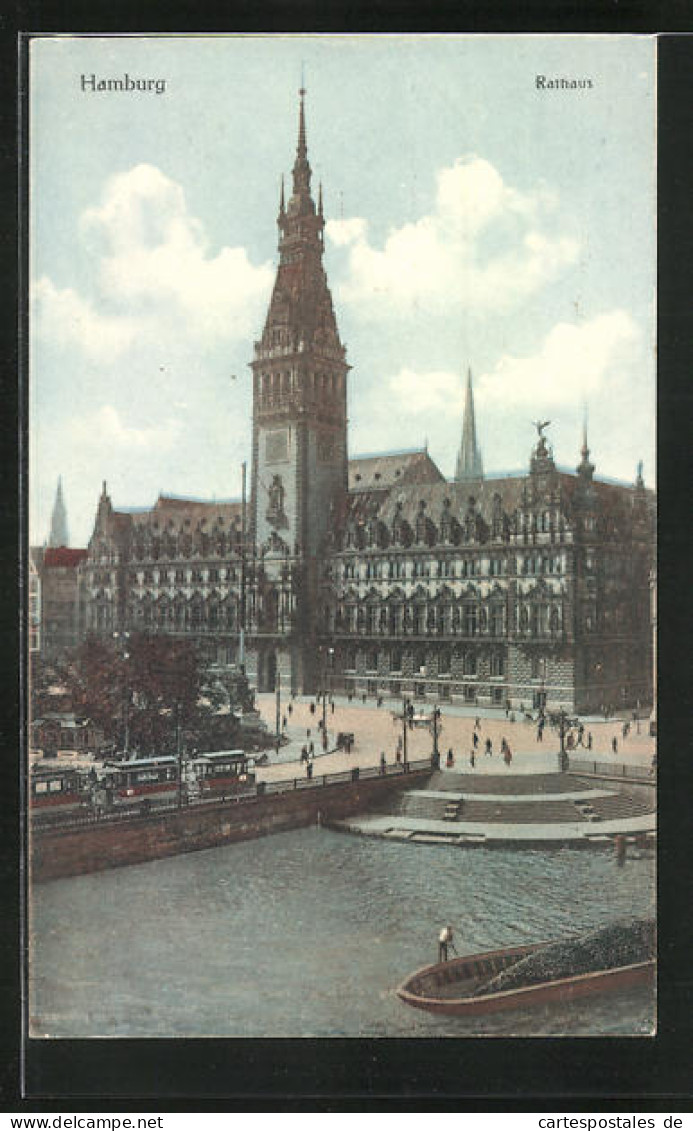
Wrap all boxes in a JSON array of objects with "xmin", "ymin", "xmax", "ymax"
[
  {"xmin": 259, "ymin": 370, "xmax": 343, "ymax": 397},
  {"xmin": 131, "ymin": 567, "xmax": 238, "ymax": 585},
  {"xmin": 341, "ymin": 649, "xmax": 505, "ymax": 677},
  {"xmin": 342, "ymin": 558, "xmax": 499, "ymax": 581},
  {"xmin": 130, "ymin": 540, "xmax": 242, "ymax": 562},
  {"xmin": 334, "ymin": 601, "xmax": 564, "ymax": 637},
  {"xmin": 335, "ymin": 604, "xmax": 506, "ymax": 636},
  {"xmin": 340, "ymin": 555, "xmax": 567, "ymax": 582}
]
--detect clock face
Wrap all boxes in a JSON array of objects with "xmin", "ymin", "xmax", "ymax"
[{"xmin": 265, "ymin": 428, "xmax": 290, "ymax": 464}]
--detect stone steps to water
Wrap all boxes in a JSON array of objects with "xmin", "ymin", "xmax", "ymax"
[
  {"xmin": 379, "ymin": 776, "xmax": 654, "ymax": 828},
  {"xmin": 586, "ymin": 794, "xmax": 653, "ymax": 820},
  {"xmin": 427, "ymin": 771, "xmax": 602, "ymax": 796}
]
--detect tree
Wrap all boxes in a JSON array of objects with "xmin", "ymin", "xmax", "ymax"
[{"xmin": 68, "ymin": 633, "xmax": 203, "ymax": 753}]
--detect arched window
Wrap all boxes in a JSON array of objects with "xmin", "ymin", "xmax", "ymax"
[{"xmin": 463, "ymin": 653, "xmax": 477, "ymax": 676}]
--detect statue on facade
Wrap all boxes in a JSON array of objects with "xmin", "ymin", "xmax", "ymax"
[
  {"xmin": 532, "ymin": 419, "xmax": 552, "ymax": 458},
  {"xmin": 265, "ymin": 473, "xmax": 287, "ymax": 528}
]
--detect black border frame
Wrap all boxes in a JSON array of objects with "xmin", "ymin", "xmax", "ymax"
[{"xmin": 5, "ymin": 11, "xmax": 693, "ymax": 1112}]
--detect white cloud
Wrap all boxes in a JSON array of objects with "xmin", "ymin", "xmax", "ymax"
[
  {"xmin": 82, "ymin": 164, "xmax": 273, "ymax": 340},
  {"xmin": 68, "ymin": 405, "xmax": 182, "ymax": 452},
  {"xmin": 33, "ymin": 164, "xmax": 274, "ymax": 361},
  {"xmin": 348, "ymin": 310, "xmax": 648, "ymax": 481},
  {"xmin": 326, "ymin": 156, "xmax": 578, "ymax": 319},
  {"xmin": 31, "ymin": 276, "xmax": 137, "ymax": 362},
  {"xmin": 381, "ymin": 367, "xmax": 462, "ymax": 415},
  {"xmin": 476, "ymin": 311, "xmax": 643, "ymax": 411}
]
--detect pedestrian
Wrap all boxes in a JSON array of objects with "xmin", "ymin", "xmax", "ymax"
[
  {"xmin": 503, "ymin": 743, "xmax": 512, "ymax": 767},
  {"xmin": 287, "ymin": 702, "xmax": 293, "ymax": 717},
  {"xmin": 310, "ymin": 702, "xmax": 315, "ymax": 716},
  {"xmin": 309, "ymin": 740, "xmax": 314, "ymax": 756},
  {"xmin": 587, "ymin": 731, "xmax": 593, "ymax": 751},
  {"xmin": 322, "ymin": 730, "xmax": 328, "ymax": 751},
  {"xmin": 475, "ymin": 717, "xmax": 481, "ymax": 731},
  {"xmin": 331, "ymin": 700, "xmax": 335, "ymax": 714},
  {"xmin": 307, "ymin": 727, "xmax": 311, "ymax": 739},
  {"xmin": 612, "ymin": 736, "xmax": 618, "ymax": 754},
  {"xmin": 348, "ymin": 691, "xmax": 353, "ymax": 703},
  {"xmin": 577, "ymin": 723, "xmax": 585, "ymax": 746},
  {"xmin": 306, "ymin": 760, "xmax": 313, "ymax": 780},
  {"xmin": 469, "ymin": 750, "xmax": 476, "ymax": 769},
  {"xmin": 380, "ymin": 751, "xmax": 386, "ymax": 775},
  {"xmin": 282, "ymin": 715, "xmax": 287, "ymax": 730},
  {"xmin": 472, "ymin": 731, "xmax": 479, "ymax": 749},
  {"xmin": 362, "ymin": 692, "xmax": 367, "ymax": 704},
  {"xmin": 446, "ymin": 748, "xmax": 454, "ymax": 768},
  {"xmin": 485, "ymin": 737, "xmax": 493, "ymax": 757},
  {"xmin": 615, "ymin": 834, "xmax": 626, "ymax": 867},
  {"xmin": 438, "ymin": 925, "xmax": 454, "ymax": 964},
  {"xmin": 301, "ymin": 745, "xmax": 307, "ymax": 763},
  {"xmin": 377, "ymin": 696, "xmax": 383, "ymax": 708},
  {"xmin": 396, "ymin": 746, "xmax": 402, "ymax": 764},
  {"xmin": 536, "ymin": 725, "xmax": 543, "ymax": 743}
]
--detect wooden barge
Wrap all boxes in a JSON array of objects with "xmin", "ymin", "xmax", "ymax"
[{"xmin": 397, "ymin": 942, "xmax": 655, "ymax": 1016}]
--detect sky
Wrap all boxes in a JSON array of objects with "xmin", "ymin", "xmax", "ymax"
[{"xmin": 29, "ymin": 34, "xmax": 656, "ymax": 547}]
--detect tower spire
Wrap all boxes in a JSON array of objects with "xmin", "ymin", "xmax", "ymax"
[
  {"xmin": 455, "ymin": 368, "xmax": 484, "ymax": 482},
  {"xmin": 291, "ymin": 85, "xmax": 312, "ymax": 202},
  {"xmin": 577, "ymin": 410, "xmax": 595, "ymax": 480},
  {"xmin": 48, "ymin": 476, "xmax": 69, "ymax": 547},
  {"xmin": 297, "ymin": 83, "xmax": 307, "ymax": 157}
]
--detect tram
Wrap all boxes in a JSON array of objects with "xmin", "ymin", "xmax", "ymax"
[
  {"xmin": 30, "ymin": 765, "xmax": 90, "ymax": 815},
  {"xmin": 188, "ymin": 750, "xmax": 255, "ymax": 798},
  {"xmin": 99, "ymin": 756, "xmax": 180, "ymax": 809},
  {"xmin": 30, "ymin": 749, "xmax": 257, "ymax": 819}
]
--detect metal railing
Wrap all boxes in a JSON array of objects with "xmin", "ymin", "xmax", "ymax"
[
  {"xmin": 568, "ymin": 759, "xmax": 655, "ymax": 782},
  {"xmin": 31, "ymin": 757, "xmax": 433, "ymax": 833}
]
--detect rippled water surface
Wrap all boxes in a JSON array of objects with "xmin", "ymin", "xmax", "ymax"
[{"xmin": 30, "ymin": 828, "xmax": 655, "ymax": 1037}]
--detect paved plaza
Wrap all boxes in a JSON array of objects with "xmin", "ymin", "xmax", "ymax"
[{"xmin": 254, "ymin": 692, "xmax": 655, "ymax": 784}]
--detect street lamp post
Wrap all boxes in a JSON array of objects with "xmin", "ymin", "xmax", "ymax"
[
  {"xmin": 318, "ymin": 645, "xmax": 335, "ymax": 748},
  {"xmin": 275, "ymin": 652, "xmax": 281, "ymax": 749},
  {"xmin": 239, "ymin": 461, "xmax": 247, "ymax": 669},
  {"xmin": 176, "ymin": 699, "xmax": 183, "ymax": 809},
  {"xmin": 556, "ymin": 707, "xmax": 568, "ymax": 773},
  {"xmin": 402, "ymin": 696, "xmax": 409, "ymax": 768},
  {"xmin": 431, "ymin": 705, "xmax": 441, "ymax": 768},
  {"xmin": 113, "ymin": 631, "xmax": 131, "ymax": 755},
  {"xmin": 321, "ymin": 649, "xmax": 327, "ymax": 735}
]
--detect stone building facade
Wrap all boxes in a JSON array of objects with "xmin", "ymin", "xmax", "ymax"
[
  {"xmin": 80, "ymin": 91, "xmax": 655, "ymax": 713},
  {"xmin": 40, "ymin": 547, "xmax": 88, "ymax": 659},
  {"xmin": 323, "ymin": 432, "xmax": 653, "ymax": 712}
]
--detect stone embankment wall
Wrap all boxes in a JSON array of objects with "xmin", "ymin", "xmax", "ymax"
[{"xmin": 31, "ymin": 769, "xmax": 431, "ymax": 883}]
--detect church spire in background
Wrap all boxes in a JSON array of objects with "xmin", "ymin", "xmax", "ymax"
[
  {"xmin": 577, "ymin": 409, "xmax": 595, "ymax": 481},
  {"xmin": 48, "ymin": 476, "xmax": 69, "ymax": 547},
  {"xmin": 455, "ymin": 368, "xmax": 484, "ymax": 483}
]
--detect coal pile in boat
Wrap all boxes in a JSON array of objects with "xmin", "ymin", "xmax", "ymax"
[{"xmin": 474, "ymin": 919, "xmax": 655, "ymax": 998}]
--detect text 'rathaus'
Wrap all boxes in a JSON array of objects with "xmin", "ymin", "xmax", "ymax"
[{"xmin": 79, "ymin": 91, "xmax": 655, "ymax": 714}]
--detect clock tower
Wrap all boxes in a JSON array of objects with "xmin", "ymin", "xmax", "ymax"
[{"xmin": 249, "ymin": 89, "xmax": 349, "ymax": 692}]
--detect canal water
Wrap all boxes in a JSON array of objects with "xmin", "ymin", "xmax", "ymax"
[{"xmin": 30, "ymin": 827, "xmax": 655, "ymax": 1037}]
